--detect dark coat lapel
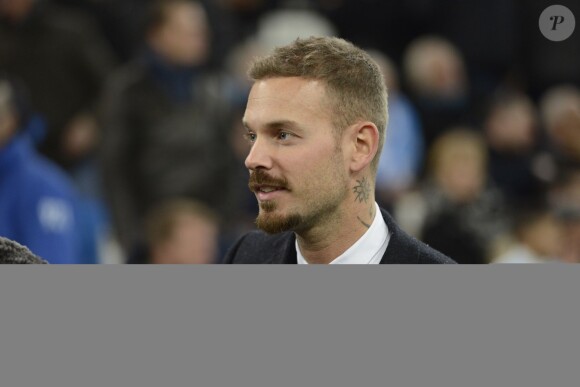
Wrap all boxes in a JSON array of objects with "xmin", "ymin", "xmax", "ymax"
[
  {"xmin": 280, "ymin": 233, "xmax": 297, "ymax": 264},
  {"xmin": 223, "ymin": 207, "xmax": 454, "ymax": 264},
  {"xmin": 278, "ymin": 208, "xmax": 419, "ymax": 264},
  {"xmin": 379, "ymin": 208, "xmax": 420, "ymax": 264}
]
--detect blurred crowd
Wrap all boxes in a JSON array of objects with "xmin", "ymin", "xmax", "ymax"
[{"xmin": 1, "ymin": 0, "xmax": 579, "ymax": 264}]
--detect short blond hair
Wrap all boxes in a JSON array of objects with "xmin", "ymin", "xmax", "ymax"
[{"xmin": 248, "ymin": 36, "xmax": 388, "ymax": 171}]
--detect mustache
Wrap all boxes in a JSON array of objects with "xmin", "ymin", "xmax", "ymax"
[{"xmin": 248, "ymin": 169, "xmax": 289, "ymax": 192}]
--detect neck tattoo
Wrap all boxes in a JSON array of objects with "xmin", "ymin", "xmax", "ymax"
[
  {"xmin": 357, "ymin": 216, "xmax": 371, "ymax": 229},
  {"xmin": 353, "ymin": 177, "xmax": 370, "ymax": 203},
  {"xmin": 353, "ymin": 177, "xmax": 373, "ymax": 229}
]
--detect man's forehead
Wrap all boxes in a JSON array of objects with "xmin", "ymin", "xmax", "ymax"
[{"xmin": 244, "ymin": 77, "xmax": 331, "ymax": 123}]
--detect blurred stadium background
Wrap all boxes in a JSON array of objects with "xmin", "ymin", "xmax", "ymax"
[{"xmin": 1, "ymin": 0, "xmax": 579, "ymax": 263}]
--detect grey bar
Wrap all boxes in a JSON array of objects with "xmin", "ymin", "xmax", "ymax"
[{"xmin": 0, "ymin": 266, "xmax": 579, "ymax": 387}]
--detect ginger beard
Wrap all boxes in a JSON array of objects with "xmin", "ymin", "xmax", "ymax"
[{"xmin": 248, "ymin": 148, "xmax": 349, "ymax": 234}]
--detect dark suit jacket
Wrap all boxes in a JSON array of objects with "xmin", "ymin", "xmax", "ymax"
[{"xmin": 223, "ymin": 208, "xmax": 456, "ymax": 264}]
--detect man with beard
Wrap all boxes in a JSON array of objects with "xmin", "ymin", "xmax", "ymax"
[{"xmin": 223, "ymin": 37, "xmax": 455, "ymax": 264}]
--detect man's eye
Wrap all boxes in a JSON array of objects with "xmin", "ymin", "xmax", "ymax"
[
  {"xmin": 278, "ymin": 132, "xmax": 291, "ymax": 140},
  {"xmin": 244, "ymin": 132, "xmax": 256, "ymax": 142}
]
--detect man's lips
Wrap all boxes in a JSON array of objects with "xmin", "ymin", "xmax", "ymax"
[
  {"xmin": 251, "ymin": 184, "xmax": 288, "ymax": 201},
  {"xmin": 248, "ymin": 169, "xmax": 290, "ymax": 200}
]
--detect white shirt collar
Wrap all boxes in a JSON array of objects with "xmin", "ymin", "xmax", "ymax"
[{"xmin": 296, "ymin": 203, "xmax": 390, "ymax": 264}]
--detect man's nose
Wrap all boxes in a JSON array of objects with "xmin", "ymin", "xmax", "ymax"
[{"xmin": 245, "ymin": 138, "xmax": 273, "ymax": 170}]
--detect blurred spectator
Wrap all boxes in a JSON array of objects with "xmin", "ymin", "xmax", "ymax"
[
  {"xmin": 255, "ymin": 6, "xmax": 336, "ymax": 52},
  {"xmin": 404, "ymin": 36, "xmax": 467, "ymax": 100},
  {"xmin": 395, "ymin": 129, "xmax": 508, "ymax": 263},
  {"xmin": 550, "ymin": 169, "xmax": 580, "ymax": 263},
  {"xmin": 53, "ymin": 0, "xmax": 238, "ymax": 65},
  {"xmin": 319, "ymin": 0, "xmax": 516, "ymax": 89},
  {"xmin": 128, "ymin": 199, "xmax": 219, "ymax": 264},
  {"xmin": 100, "ymin": 0, "xmax": 237, "ymax": 257},
  {"xmin": 492, "ymin": 198, "xmax": 563, "ymax": 263},
  {"xmin": 403, "ymin": 36, "xmax": 475, "ymax": 146},
  {"xmin": 540, "ymin": 85, "xmax": 580, "ymax": 169},
  {"xmin": 484, "ymin": 90, "xmax": 547, "ymax": 204},
  {"xmin": 432, "ymin": 0, "xmax": 518, "ymax": 99},
  {"xmin": 370, "ymin": 50, "xmax": 425, "ymax": 209},
  {"xmin": 0, "ymin": 0, "xmax": 116, "ymax": 167},
  {"xmin": 0, "ymin": 75, "xmax": 82, "ymax": 263}
]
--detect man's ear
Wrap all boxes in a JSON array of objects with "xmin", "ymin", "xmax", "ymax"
[{"xmin": 346, "ymin": 121, "xmax": 380, "ymax": 173}]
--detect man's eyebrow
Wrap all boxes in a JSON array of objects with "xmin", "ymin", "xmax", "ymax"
[
  {"xmin": 242, "ymin": 119, "xmax": 301, "ymax": 131},
  {"xmin": 266, "ymin": 120, "xmax": 300, "ymax": 130}
]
